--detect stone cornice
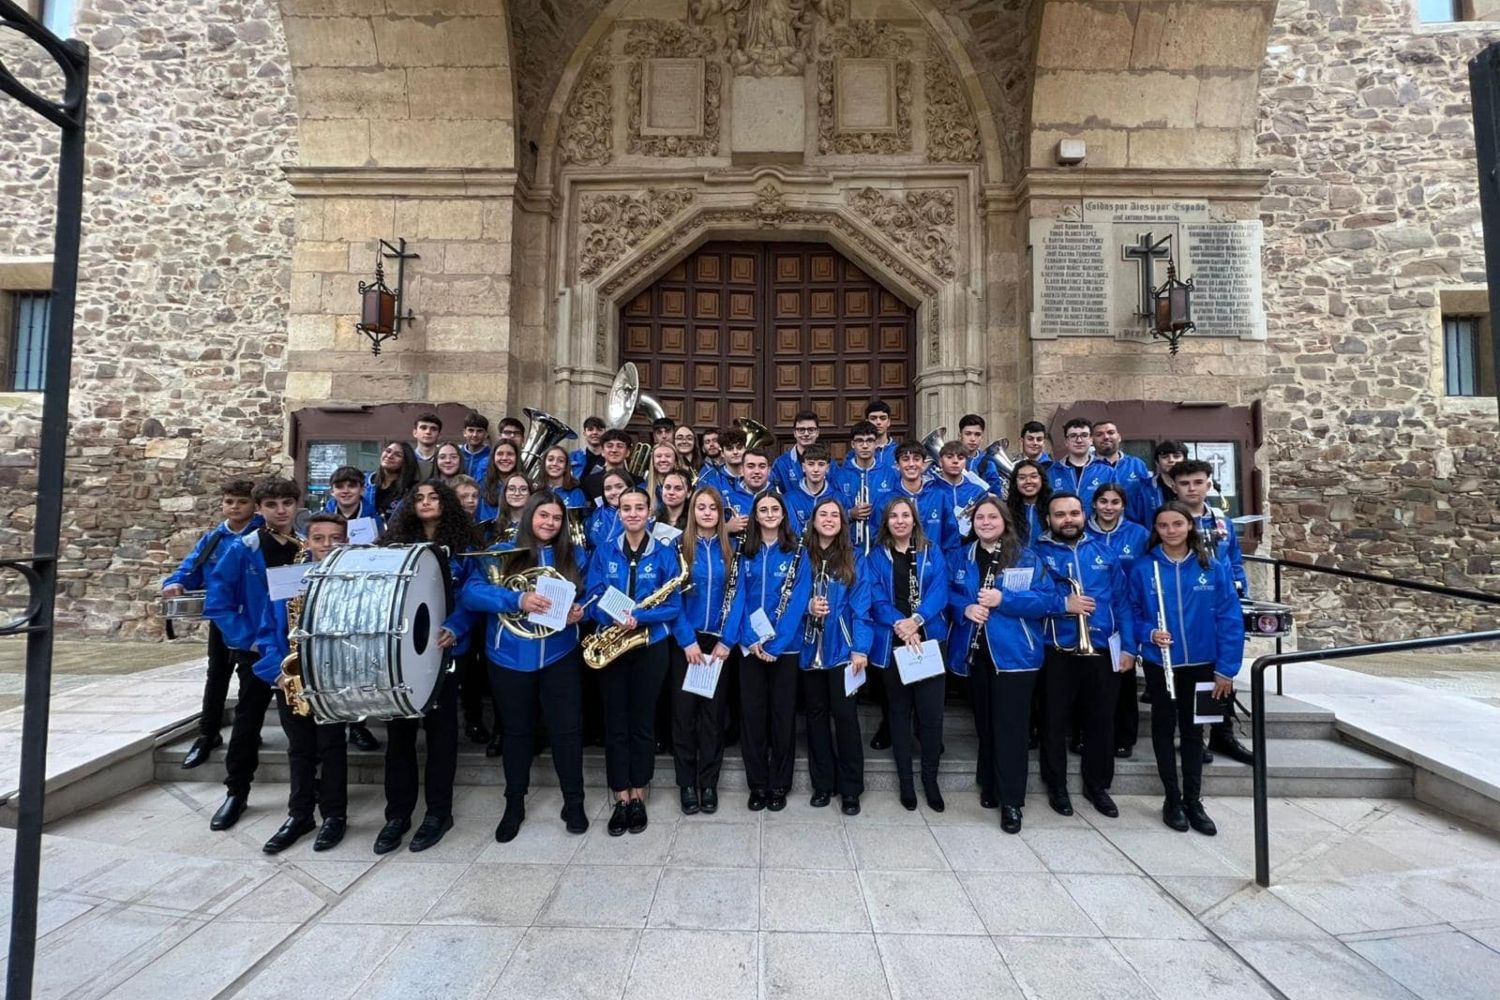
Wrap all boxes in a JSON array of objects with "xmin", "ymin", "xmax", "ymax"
[
  {"xmin": 984, "ymin": 168, "xmax": 1272, "ymax": 213},
  {"xmin": 282, "ymin": 167, "xmax": 519, "ymax": 198}
]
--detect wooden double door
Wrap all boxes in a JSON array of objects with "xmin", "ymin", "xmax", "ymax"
[{"xmin": 619, "ymin": 242, "xmax": 916, "ymax": 456}]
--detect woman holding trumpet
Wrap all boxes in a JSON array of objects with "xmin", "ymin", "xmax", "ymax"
[
  {"xmin": 1127, "ymin": 501, "xmax": 1246, "ymax": 836},
  {"xmin": 460, "ymin": 490, "xmax": 592, "ymax": 843}
]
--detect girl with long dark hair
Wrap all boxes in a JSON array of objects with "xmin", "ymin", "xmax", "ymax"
[
  {"xmin": 433, "ymin": 442, "xmax": 465, "ymax": 484},
  {"xmin": 586, "ymin": 468, "xmax": 633, "ymax": 550},
  {"xmin": 1006, "ymin": 459, "xmax": 1052, "ymax": 545},
  {"xmin": 368, "ymin": 441, "xmax": 420, "ymax": 524},
  {"xmin": 654, "ymin": 469, "xmax": 691, "ymax": 533},
  {"xmin": 478, "ymin": 440, "xmax": 523, "ymax": 520}
]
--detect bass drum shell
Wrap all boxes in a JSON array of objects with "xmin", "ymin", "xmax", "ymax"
[{"xmin": 299, "ymin": 543, "xmax": 448, "ymax": 723}]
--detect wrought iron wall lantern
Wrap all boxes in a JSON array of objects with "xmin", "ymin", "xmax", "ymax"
[
  {"xmin": 356, "ymin": 238, "xmax": 419, "ymax": 355},
  {"xmin": 1124, "ymin": 231, "xmax": 1196, "ymax": 355}
]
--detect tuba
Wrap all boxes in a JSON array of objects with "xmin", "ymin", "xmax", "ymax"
[
  {"xmin": 734, "ymin": 416, "xmax": 777, "ymax": 453},
  {"xmin": 606, "ymin": 363, "xmax": 667, "ymax": 478},
  {"xmin": 980, "ymin": 438, "xmax": 1017, "ymax": 484},
  {"xmin": 582, "ymin": 551, "xmax": 691, "ymax": 669},
  {"xmin": 920, "ymin": 426, "xmax": 948, "ymax": 465},
  {"xmin": 518, "ymin": 407, "xmax": 578, "ymax": 481}
]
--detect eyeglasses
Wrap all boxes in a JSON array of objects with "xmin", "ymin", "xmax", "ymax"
[
  {"xmin": 505, "ymin": 485, "xmax": 532, "ymax": 494},
  {"xmin": 1066, "ymin": 432, "xmax": 1091, "ymax": 440},
  {"xmin": 793, "ymin": 426, "xmax": 818, "ymax": 434}
]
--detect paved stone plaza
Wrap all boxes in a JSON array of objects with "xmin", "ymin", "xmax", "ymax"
[{"xmin": 3, "ymin": 781, "xmax": 1499, "ymax": 1000}]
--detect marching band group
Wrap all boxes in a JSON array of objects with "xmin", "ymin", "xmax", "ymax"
[{"xmin": 160, "ymin": 399, "xmax": 1250, "ymax": 856}]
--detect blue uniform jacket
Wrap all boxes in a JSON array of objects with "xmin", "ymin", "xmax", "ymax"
[
  {"xmin": 1046, "ymin": 458, "xmax": 1118, "ymax": 511},
  {"xmin": 1096, "ymin": 453, "xmax": 1150, "ymax": 496},
  {"xmin": 1126, "ymin": 476, "xmax": 1175, "ymax": 528},
  {"xmin": 1015, "ymin": 501, "xmax": 1044, "ymax": 545},
  {"xmin": 721, "ymin": 479, "xmax": 775, "ymax": 522},
  {"xmin": 1127, "ymin": 549, "xmax": 1246, "ymax": 678},
  {"xmin": 321, "ymin": 495, "xmax": 380, "ymax": 525},
  {"xmin": 862, "ymin": 544, "xmax": 951, "ymax": 669},
  {"xmin": 929, "ymin": 474, "xmax": 989, "ymax": 542},
  {"xmin": 696, "ymin": 462, "xmax": 732, "ymax": 495},
  {"xmin": 785, "ymin": 481, "xmax": 846, "ymax": 537},
  {"xmin": 251, "ymin": 597, "xmax": 293, "ymax": 684},
  {"xmin": 732, "ymin": 541, "xmax": 810, "ymax": 657},
  {"xmin": 586, "ymin": 534, "xmax": 685, "ymax": 647},
  {"xmin": 1088, "ymin": 518, "xmax": 1151, "ymax": 570},
  {"xmin": 545, "ymin": 485, "xmax": 587, "ymax": 512},
  {"xmin": 1194, "ymin": 508, "xmax": 1248, "ymax": 596},
  {"xmin": 1033, "ymin": 535, "xmax": 1137, "ymax": 654},
  {"xmin": 586, "ymin": 505, "xmax": 623, "ymax": 550},
  {"xmin": 771, "ymin": 447, "xmax": 811, "ymax": 496},
  {"xmin": 462, "ymin": 543, "xmax": 587, "ymax": 671},
  {"xmin": 945, "ymin": 545, "xmax": 1064, "ymax": 676},
  {"xmin": 163, "ymin": 515, "xmax": 263, "ymax": 591},
  {"xmin": 967, "ymin": 453, "xmax": 1007, "ymax": 496},
  {"xmin": 671, "ymin": 537, "xmax": 744, "ymax": 647},
  {"xmin": 204, "ymin": 531, "xmax": 280, "ymax": 653},
  {"xmin": 832, "ymin": 458, "xmax": 895, "ymax": 555},
  {"xmin": 462, "ymin": 445, "xmax": 490, "ymax": 481},
  {"xmin": 880, "ymin": 480, "xmax": 959, "ymax": 555},
  {"xmin": 799, "ymin": 558, "xmax": 874, "ymax": 670},
  {"xmin": 363, "ymin": 471, "xmax": 407, "ymax": 525}
]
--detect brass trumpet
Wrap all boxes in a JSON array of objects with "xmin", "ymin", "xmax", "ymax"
[{"xmin": 1063, "ymin": 576, "xmax": 1097, "ymax": 656}]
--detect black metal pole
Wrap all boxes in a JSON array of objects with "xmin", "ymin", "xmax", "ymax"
[
  {"xmin": 1252, "ymin": 656, "xmax": 1269, "ymax": 885},
  {"xmin": 0, "ymin": 5, "xmax": 89, "ymax": 997},
  {"xmin": 1273, "ymin": 561, "xmax": 1283, "ymax": 695},
  {"xmin": 1470, "ymin": 43, "xmax": 1500, "ymax": 416}
]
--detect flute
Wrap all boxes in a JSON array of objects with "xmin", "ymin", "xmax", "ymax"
[{"xmin": 1152, "ymin": 560, "xmax": 1176, "ymax": 704}]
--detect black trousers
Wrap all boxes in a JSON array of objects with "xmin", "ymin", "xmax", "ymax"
[
  {"xmin": 223, "ymin": 653, "xmax": 272, "ymax": 797},
  {"xmin": 276, "ymin": 692, "xmax": 348, "ymax": 821},
  {"xmin": 200, "ymin": 622, "xmax": 237, "ymax": 737},
  {"xmin": 490, "ymin": 651, "xmax": 584, "ymax": 803},
  {"xmin": 882, "ymin": 663, "xmax": 944, "ymax": 790},
  {"xmin": 384, "ymin": 671, "xmax": 459, "ymax": 821},
  {"xmin": 1040, "ymin": 648, "xmax": 1118, "ymax": 795},
  {"xmin": 599, "ymin": 638, "xmax": 670, "ymax": 792},
  {"xmin": 1141, "ymin": 660, "xmax": 1214, "ymax": 803},
  {"xmin": 802, "ymin": 667, "xmax": 864, "ymax": 797},
  {"xmin": 1115, "ymin": 667, "xmax": 1140, "ymax": 749},
  {"xmin": 969, "ymin": 645, "xmax": 1037, "ymax": 808},
  {"xmin": 670, "ymin": 634, "xmax": 728, "ymax": 790},
  {"xmin": 457, "ymin": 646, "xmax": 490, "ymax": 728},
  {"xmin": 740, "ymin": 651, "xmax": 798, "ymax": 792}
]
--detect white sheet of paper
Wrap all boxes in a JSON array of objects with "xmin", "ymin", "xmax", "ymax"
[
  {"xmin": 652, "ymin": 522, "xmax": 683, "ymax": 544},
  {"xmin": 844, "ymin": 662, "xmax": 866, "ymax": 697},
  {"xmin": 894, "ymin": 639, "xmax": 945, "ymax": 685},
  {"xmin": 1002, "ymin": 567, "xmax": 1032, "ymax": 592},
  {"xmin": 955, "ymin": 506, "xmax": 972, "ymax": 538},
  {"xmin": 682, "ymin": 656, "xmax": 723, "ymax": 699},
  {"xmin": 527, "ymin": 575, "xmax": 577, "ymax": 632},
  {"xmin": 266, "ymin": 563, "xmax": 311, "ymax": 602},
  {"xmin": 749, "ymin": 608, "xmax": 776, "ymax": 642},
  {"xmin": 1193, "ymin": 681, "xmax": 1224, "ymax": 724},
  {"xmin": 346, "ymin": 517, "xmax": 378, "ymax": 544},
  {"xmin": 1108, "ymin": 632, "xmax": 1126, "ymax": 673},
  {"xmin": 598, "ymin": 586, "xmax": 637, "ymax": 625}
]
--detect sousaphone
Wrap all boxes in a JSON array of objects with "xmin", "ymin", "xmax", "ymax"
[{"xmin": 606, "ymin": 363, "xmax": 668, "ymax": 477}]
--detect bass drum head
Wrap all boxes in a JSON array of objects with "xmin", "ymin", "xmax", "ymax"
[{"xmin": 389, "ymin": 545, "xmax": 448, "ymax": 716}]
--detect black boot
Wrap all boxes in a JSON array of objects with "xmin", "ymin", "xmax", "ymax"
[
  {"xmin": 495, "ymin": 796, "xmax": 526, "ymax": 843},
  {"xmin": 1162, "ymin": 797, "xmax": 1189, "ymax": 832},
  {"xmin": 1208, "ymin": 727, "xmax": 1254, "ymax": 765},
  {"xmin": 1183, "ymin": 799, "xmax": 1218, "ymax": 836}
]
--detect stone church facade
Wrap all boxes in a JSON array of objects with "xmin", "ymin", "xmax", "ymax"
[{"xmin": 0, "ymin": 0, "xmax": 1496, "ymax": 642}]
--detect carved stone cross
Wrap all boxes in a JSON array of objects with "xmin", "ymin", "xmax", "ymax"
[{"xmin": 1121, "ymin": 231, "xmax": 1171, "ymax": 318}]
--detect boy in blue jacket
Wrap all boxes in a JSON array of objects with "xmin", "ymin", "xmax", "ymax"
[{"xmin": 161, "ymin": 478, "xmax": 260, "ymax": 769}]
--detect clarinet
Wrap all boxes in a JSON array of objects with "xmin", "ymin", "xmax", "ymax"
[
  {"xmin": 963, "ymin": 551, "xmax": 1000, "ymax": 673},
  {"xmin": 772, "ymin": 535, "xmax": 805, "ymax": 626},
  {"xmin": 906, "ymin": 546, "xmax": 923, "ymax": 642},
  {"xmin": 715, "ymin": 536, "xmax": 741, "ymax": 637}
]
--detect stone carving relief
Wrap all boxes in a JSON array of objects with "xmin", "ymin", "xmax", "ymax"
[
  {"xmin": 689, "ymin": 0, "xmax": 846, "ymax": 77},
  {"xmin": 923, "ymin": 47, "xmax": 979, "ymax": 164},
  {"xmin": 560, "ymin": 50, "xmax": 614, "ymax": 167},
  {"xmin": 754, "ymin": 183, "xmax": 790, "ymax": 227},
  {"xmin": 578, "ymin": 188, "xmax": 697, "ymax": 280},
  {"xmin": 817, "ymin": 21, "xmax": 912, "ymax": 156},
  {"xmin": 624, "ymin": 21, "xmax": 722, "ymax": 157},
  {"xmin": 844, "ymin": 187, "xmax": 957, "ymax": 280}
]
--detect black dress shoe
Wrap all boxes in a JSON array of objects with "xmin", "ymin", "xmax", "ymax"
[
  {"xmin": 699, "ymin": 787, "xmax": 718, "ymax": 814},
  {"xmin": 840, "ymin": 795, "xmax": 860, "ymax": 816},
  {"xmin": 181, "ymin": 734, "xmax": 222, "ymax": 770},
  {"xmin": 923, "ymin": 781, "xmax": 945, "ymax": 813},
  {"xmin": 374, "ymin": 817, "xmax": 411, "ymax": 854},
  {"xmin": 263, "ymin": 815, "xmax": 316, "ymax": 854},
  {"xmin": 409, "ymin": 814, "xmax": 454, "ymax": 852},
  {"xmin": 869, "ymin": 722, "xmax": 892, "ymax": 751},
  {"xmin": 1001, "ymin": 806, "xmax": 1023, "ymax": 834},
  {"xmin": 561, "ymin": 801, "xmax": 590, "ymax": 834},
  {"xmin": 1114, "ymin": 745, "xmax": 1134, "ymax": 759},
  {"xmin": 1047, "ymin": 786, "xmax": 1074, "ymax": 817},
  {"xmin": 767, "ymin": 788, "xmax": 787, "ymax": 812},
  {"xmin": 1162, "ymin": 799, "xmax": 1190, "ymax": 832},
  {"xmin": 809, "ymin": 790, "xmax": 832, "ymax": 808},
  {"xmin": 608, "ymin": 800, "xmax": 630, "ymax": 836},
  {"xmin": 1183, "ymin": 799, "xmax": 1218, "ymax": 836},
  {"xmin": 314, "ymin": 816, "xmax": 346, "ymax": 852},
  {"xmin": 348, "ymin": 723, "xmax": 380, "ymax": 752},
  {"xmin": 680, "ymin": 786, "xmax": 700, "ymax": 816},
  {"xmin": 485, "ymin": 734, "xmax": 503, "ymax": 758},
  {"xmin": 496, "ymin": 797, "xmax": 526, "ymax": 843},
  {"xmin": 899, "ymin": 788, "xmax": 918, "ymax": 811},
  {"xmin": 464, "ymin": 721, "xmax": 490, "ymax": 745},
  {"xmin": 1086, "ymin": 788, "xmax": 1119, "ymax": 819},
  {"xmin": 1209, "ymin": 730, "xmax": 1254, "ymax": 765},
  {"xmin": 747, "ymin": 789, "xmax": 768, "ymax": 812},
  {"xmin": 626, "ymin": 797, "xmax": 647, "ymax": 834},
  {"xmin": 979, "ymin": 788, "xmax": 999, "ymax": 809},
  {"xmin": 210, "ymin": 793, "xmax": 248, "ymax": 831}
]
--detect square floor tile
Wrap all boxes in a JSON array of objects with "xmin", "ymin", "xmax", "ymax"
[
  {"xmin": 423, "ymin": 863, "xmax": 563, "ymax": 926},
  {"xmin": 761, "ymin": 869, "xmax": 870, "ymax": 933},
  {"xmin": 649, "ymin": 867, "xmax": 760, "ymax": 930},
  {"xmin": 847, "ymin": 824, "xmax": 948, "ymax": 871},
  {"xmin": 1058, "ymin": 874, "xmax": 1206, "ymax": 940},
  {"xmin": 668, "ymin": 822, "xmax": 761, "ymax": 868},
  {"xmin": 236, "ymin": 923, "xmax": 411, "ymax": 1000},
  {"xmin": 321, "ymin": 861, "xmax": 467, "ymax": 925},
  {"xmin": 1114, "ymin": 938, "xmax": 1279, "ymax": 1000},
  {"xmin": 959, "ymin": 872, "xmax": 1098, "ymax": 937},
  {"xmin": 994, "ymin": 935, "xmax": 1157, "ymax": 1000},
  {"xmin": 859, "ymin": 870, "xmax": 985, "ymax": 935},
  {"xmin": 761, "ymin": 823, "xmax": 853, "ymax": 870},
  {"xmin": 537, "ymin": 865, "xmax": 660, "ymax": 928},
  {"xmin": 930, "ymin": 826, "xmax": 1046, "ymax": 872},
  {"xmin": 488, "ymin": 926, "xmax": 640, "ymax": 1000},
  {"xmin": 1022, "ymin": 828, "xmax": 1136, "ymax": 874},
  {"xmin": 762, "ymin": 931, "xmax": 891, "ymax": 1000},
  {"xmin": 876, "ymin": 933, "xmax": 1023, "ymax": 1000},
  {"xmin": 357, "ymin": 925, "xmax": 526, "ymax": 1000},
  {"xmin": 624, "ymin": 929, "xmax": 757, "ymax": 1000},
  {"xmin": 1229, "ymin": 939, "xmax": 1421, "ymax": 1000},
  {"xmin": 1348, "ymin": 929, "xmax": 1500, "ymax": 1000}
]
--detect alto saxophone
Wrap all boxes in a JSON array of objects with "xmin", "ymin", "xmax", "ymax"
[
  {"xmin": 582, "ymin": 552, "xmax": 690, "ymax": 669},
  {"xmin": 278, "ymin": 537, "xmax": 312, "ymax": 717}
]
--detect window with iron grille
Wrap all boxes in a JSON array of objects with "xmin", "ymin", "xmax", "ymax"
[{"xmin": 8, "ymin": 292, "xmax": 50, "ymax": 392}]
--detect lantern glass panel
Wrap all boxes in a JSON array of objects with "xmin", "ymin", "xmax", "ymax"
[{"xmin": 361, "ymin": 286, "xmax": 396, "ymax": 334}]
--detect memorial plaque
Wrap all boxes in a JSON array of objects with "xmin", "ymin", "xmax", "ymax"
[
  {"xmin": 1183, "ymin": 222, "xmax": 1265, "ymax": 339},
  {"xmin": 1030, "ymin": 219, "xmax": 1111, "ymax": 338}
]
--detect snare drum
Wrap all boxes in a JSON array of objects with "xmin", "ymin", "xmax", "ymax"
[
  {"xmin": 1241, "ymin": 600, "xmax": 1294, "ymax": 638},
  {"xmin": 160, "ymin": 591, "xmax": 207, "ymax": 620},
  {"xmin": 296, "ymin": 544, "xmax": 449, "ymax": 723}
]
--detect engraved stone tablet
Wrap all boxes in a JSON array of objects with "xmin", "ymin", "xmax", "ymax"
[{"xmin": 642, "ymin": 59, "xmax": 705, "ymax": 136}]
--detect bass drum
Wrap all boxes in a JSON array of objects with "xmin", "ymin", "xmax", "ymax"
[{"xmin": 297, "ymin": 543, "xmax": 448, "ymax": 723}]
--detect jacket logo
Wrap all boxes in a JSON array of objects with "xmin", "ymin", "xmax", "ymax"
[
  {"xmin": 1093, "ymin": 554, "xmax": 1106, "ymax": 567},
  {"xmin": 609, "ymin": 561, "xmax": 620, "ymax": 573},
  {"xmin": 1198, "ymin": 573, "xmax": 1209, "ymax": 585}
]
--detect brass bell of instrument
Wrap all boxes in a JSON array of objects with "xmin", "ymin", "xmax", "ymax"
[{"xmin": 518, "ymin": 407, "xmax": 578, "ymax": 480}]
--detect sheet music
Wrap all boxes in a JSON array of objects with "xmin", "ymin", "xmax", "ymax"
[
  {"xmin": 346, "ymin": 517, "xmax": 378, "ymax": 544},
  {"xmin": 749, "ymin": 608, "xmax": 776, "ymax": 642},
  {"xmin": 1002, "ymin": 567, "xmax": 1032, "ymax": 592},
  {"xmin": 527, "ymin": 575, "xmax": 577, "ymax": 632},
  {"xmin": 682, "ymin": 656, "xmax": 723, "ymax": 699},
  {"xmin": 266, "ymin": 563, "xmax": 311, "ymax": 602},
  {"xmin": 894, "ymin": 639, "xmax": 945, "ymax": 685},
  {"xmin": 1108, "ymin": 632, "xmax": 1126, "ymax": 673},
  {"xmin": 652, "ymin": 522, "xmax": 683, "ymax": 544},
  {"xmin": 598, "ymin": 586, "xmax": 637, "ymax": 625},
  {"xmin": 844, "ymin": 662, "xmax": 866, "ymax": 697}
]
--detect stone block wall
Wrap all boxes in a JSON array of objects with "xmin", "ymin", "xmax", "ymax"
[
  {"xmin": 0, "ymin": 0, "xmax": 297, "ymax": 636},
  {"xmin": 1259, "ymin": 0, "xmax": 1500, "ymax": 644}
]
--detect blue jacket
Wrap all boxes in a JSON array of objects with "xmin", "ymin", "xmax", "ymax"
[
  {"xmin": 1126, "ymin": 475, "xmax": 1176, "ymax": 528},
  {"xmin": 1127, "ymin": 548, "xmax": 1246, "ymax": 678},
  {"xmin": 862, "ymin": 543, "xmax": 951, "ymax": 669},
  {"xmin": 1088, "ymin": 518, "xmax": 1151, "ymax": 570},
  {"xmin": 442, "ymin": 554, "xmax": 479, "ymax": 657},
  {"xmin": 461, "ymin": 444, "xmax": 491, "ymax": 481},
  {"xmin": 204, "ymin": 530, "xmax": 285, "ymax": 653},
  {"xmin": 586, "ymin": 505, "xmax": 623, "ymax": 550},
  {"xmin": 929, "ymin": 474, "xmax": 990, "ymax": 543},
  {"xmin": 1095, "ymin": 453, "xmax": 1151, "ymax": 496},
  {"xmin": 696, "ymin": 462, "xmax": 732, "ymax": 495},
  {"xmin": 1193, "ymin": 507, "xmax": 1248, "ymax": 596},
  {"xmin": 721, "ymin": 479, "xmax": 775, "ymax": 522},
  {"xmin": 321, "ymin": 494, "xmax": 380, "ymax": 526},
  {"xmin": 967, "ymin": 453, "xmax": 1007, "ymax": 496},
  {"xmin": 771, "ymin": 447, "xmax": 811, "ymax": 496},
  {"xmin": 545, "ymin": 485, "xmax": 587, "ymax": 512},
  {"xmin": 163, "ymin": 516, "xmax": 263, "ymax": 591},
  {"xmin": 585, "ymin": 534, "xmax": 685, "ymax": 647},
  {"xmin": 799, "ymin": 557, "xmax": 874, "ymax": 670},
  {"xmin": 251, "ymin": 597, "xmax": 293, "ymax": 684},
  {"xmin": 945, "ymin": 545, "xmax": 1064, "ymax": 676},
  {"xmin": 672, "ymin": 536, "xmax": 744, "ymax": 647},
  {"xmin": 1032, "ymin": 535, "xmax": 1137, "ymax": 654},
  {"xmin": 462, "ymin": 543, "xmax": 587, "ymax": 672},
  {"xmin": 880, "ymin": 480, "xmax": 959, "ymax": 555},
  {"xmin": 1046, "ymin": 458, "xmax": 1119, "ymax": 511},
  {"xmin": 1014, "ymin": 501, "xmax": 1044, "ymax": 546},
  {"xmin": 363, "ymin": 471, "xmax": 407, "ymax": 525},
  {"xmin": 785, "ymin": 481, "xmax": 846, "ymax": 537},
  {"xmin": 832, "ymin": 458, "xmax": 895, "ymax": 556},
  {"xmin": 732, "ymin": 540, "xmax": 809, "ymax": 656}
]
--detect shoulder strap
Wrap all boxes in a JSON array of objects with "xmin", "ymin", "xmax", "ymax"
[{"xmin": 190, "ymin": 528, "xmax": 228, "ymax": 573}]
